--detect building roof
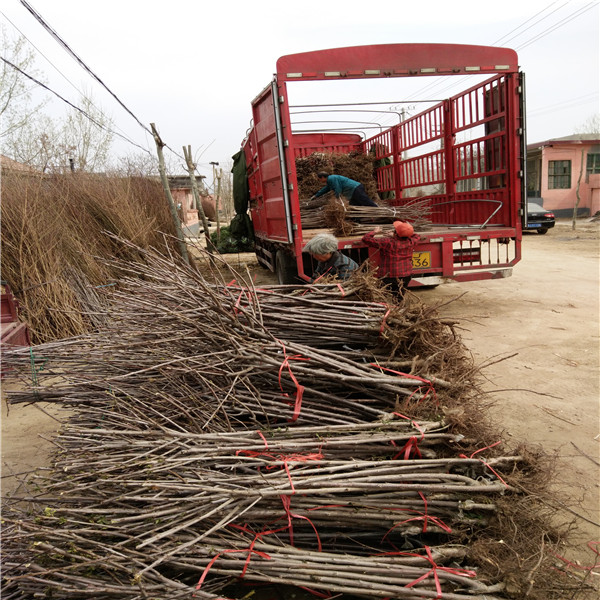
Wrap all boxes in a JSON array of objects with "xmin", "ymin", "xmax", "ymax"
[
  {"xmin": 528, "ymin": 133, "xmax": 600, "ymax": 149},
  {"xmin": 168, "ymin": 175, "xmax": 206, "ymax": 189},
  {"xmin": 0, "ymin": 154, "xmax": 39, "ymax": 173}
]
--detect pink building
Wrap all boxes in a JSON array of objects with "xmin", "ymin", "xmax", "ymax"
[
  {"xmin": 527, "ymin": 134, "xmax": 600, "ymax": 217},
  {"xmin": 167, "ymin": 175, "xmax": 216, "ymax": 225}
]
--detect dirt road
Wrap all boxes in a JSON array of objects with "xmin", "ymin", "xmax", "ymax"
[
  {"xmin": 2, "ymin": 219, "xmax": 599, "ymax": 565},
  {"xmin": 420, "ymin": 221, "xmax": 600, "ymax": 562}
]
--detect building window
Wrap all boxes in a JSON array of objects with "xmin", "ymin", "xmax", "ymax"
[
  {"xmin": 587, "ymin": 153, "xmax": 600, "ymax": 175},
  {"xmin": 548, "ymin": 160, "xmax": 571, "ymax": 189}
]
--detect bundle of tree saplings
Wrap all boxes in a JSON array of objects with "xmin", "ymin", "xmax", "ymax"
[
  {"xmin": 1, "ymin": 241, "xmax": 584, "ymax": 600},
  {"xmin": 1, "ymin": 410, "xmax": 520, "ymax": 599},
  {"xmin": 295, "ymin": 151, "xmax": 379, "ymax": 202},
  {"xmin": 324, "ymin": 197, "xmax": 433, "ymax": 237},
  {"xmin": 0, "ymin": 171, "xmax": 180, "ymax": 344},
  {"xmin": 299, "ymin": 195, "xmax": 432, "ymax": 234},
  {"xmin": 299, "ymin": 191, "xmax": 336, "ymax": 228}
]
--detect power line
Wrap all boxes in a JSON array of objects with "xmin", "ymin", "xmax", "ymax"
[
  {"xmin": 1, "ymin": 8, "xmax": 151, "ymax": 152},
  {"xmin": 1, "ymin": 56, "xmax": 152, "ymax": 154},
  {"xmin": 18, "ymin": 0, "xmax": 186, "ymax": 163},
  {"xmin": 411, "ymin": 2, "xmax": 595, "ymax": 101},
  {"xmin": 20, "ymin": 0, "xmax": 151, "ymax": 135},
  {"xmin": 516, "ymin": 2, "xmax": 598, "ymax": 50},
  {"xmin": 376, "ymin": 1, "xmax": 598, "ymax": 129},
  {"xmin": 492, "ymin": 1, "xmax": 570, "ymax": 47},
  {"xmin": 528, "ymin": 92, "xmax": 599, "ymax": 117}
]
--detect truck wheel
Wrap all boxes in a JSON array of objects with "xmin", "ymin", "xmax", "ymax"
[{"xmin": 275, "ymin": 251, "xmax": 298, "ymax": 284}]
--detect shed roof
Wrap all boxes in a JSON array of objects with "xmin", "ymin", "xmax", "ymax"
[
  {"xmin": 0, "ymin": 154, "xmax": 39, "ymax": 173},
  {"xmin": 528, "ymin": 133, "xmax": 600, "ymax": 149}
]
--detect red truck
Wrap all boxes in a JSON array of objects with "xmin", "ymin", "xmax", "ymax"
[{"xmin": 240, "ymin": 43, "xmax": 526, "ymax": 285}]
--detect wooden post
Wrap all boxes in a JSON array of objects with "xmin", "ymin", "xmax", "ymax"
[
  {"xmin": 183, "ymin": 145, "xmax": 214, "ymax": 254},
  {"xmin": 572, "ymin": 146, "xmax": 585, "ymax": 231},
  {"xmin": 210, "ymin": 162, "xmax": 221, "ymax": 242},
  {"xmin": 150, "ymin": 123, "xmax": 190, "ymax": 265},
  {"xmin": 217, "ymin": 167, "xmax": 223, "ymax": 226}
]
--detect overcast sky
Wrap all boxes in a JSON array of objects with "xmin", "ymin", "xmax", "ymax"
[{"xmin": 1, "ymin": 0, "xmax": 598, "ymax": 179}]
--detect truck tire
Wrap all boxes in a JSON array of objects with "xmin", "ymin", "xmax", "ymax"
[{"xmin": 275, "ymin": 251, "xmax": 298, "ymax": 284}]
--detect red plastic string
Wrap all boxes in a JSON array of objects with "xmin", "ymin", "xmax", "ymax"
[
  {"xmin": 236, "ymin": 431, "xmax": 323, "ymax": 493},
  {"xmin": 370, "ymin": 364, "xmax": 437, "ymax": 404},
  {"xmin": 382, "ymin": 492, "xmax": 452, "ymax": 540},
  {"xmin": 276, "ymin": 339, "xmax": 308, "ymax": 422},
  {"xmin": 196, "ymin": 523, "xmax": 284, "ymax": 590},
  {"xmin": 459, "ymin": 441, "xmax": 508, "ymax": 487},
  {"xmin": 280, "ymin": 494, "xmax": 322, "ymax": 551},
  {"xmin": 236, "ymin": 449, "xmax": 323, "ymax": 492},
  {"xmin": 257, "ymin": 430, "xmax": 269, "ymax": 449},
  {"xmin": 307, "ymin": 504, "xmax": 345, "ymax": 511},
  {"xmin": 389, "ymin": 412, "xmax": 425, "ymax": 460},
  {"xmin": 382, "ymin": 512, "xmax": 453, "ymax": 540},
  {"xmin": 233, "ymin": 290, "xmax": 244, "ymax": 314},
  {"xmin": 405, "ymin": 545, "xmax": 476, "ymax": 598},
  {"xmin": 376, "ymin": 546, "xmax": 476, "ymax": 599},
  {"xmin": 553, "ymin": 541, "xmax": 600, "ymax": 571},
  {"xmin": 378, "ymin": 304, "xmax": 391, "ymax": 334},
  {"xmin": 300, "ymin": 269, "xmax": 332, "ymax": 297}
]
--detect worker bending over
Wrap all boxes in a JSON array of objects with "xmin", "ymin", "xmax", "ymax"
[
  {"xmin": 312, "ymin": 172, "xmax": 378, "ymax": 207},
  {"xmin": 303, "ymin": 233, "xmax": 359, "ymax": 283}
]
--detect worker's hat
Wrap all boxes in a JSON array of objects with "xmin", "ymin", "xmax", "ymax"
[{"xmin": 393, "ymin": 221, "xmax": 414, "ymax": 237}]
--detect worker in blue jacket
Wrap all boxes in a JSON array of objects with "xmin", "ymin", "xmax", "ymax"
[{"xmin": 312, "ymin": 171, "xmax": 378, "ymax": 207}]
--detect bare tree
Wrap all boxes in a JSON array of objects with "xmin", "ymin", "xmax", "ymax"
[
  {"xmin": 60, "ymin": 92, "xmax": 113, "ymax": 172},
  {"xmin": 114, "ymin": 151, "xmax": 160, "ymax": 176},
  {"xmin": 0, "ymin": 27, "xmax": 49, "ymax": 139},
  {"xmin": 572, "ymin": 147, "xmax": 585, "ymax": 231},
  {"xmin": 1, "ymin": 30, "xmax": 114, "ymax": 172},
  {"xmin": 219, "ymin": 159, "xmax": 234, "ymax": 220},
  {"xmin": 4, "ymin": 113, "xmax": 66, "ymax": 172},
  {"xmin": 575, "ymin": 114, "xmax": 600, "ymax": 135}
]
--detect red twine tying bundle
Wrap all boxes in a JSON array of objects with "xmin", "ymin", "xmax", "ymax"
[
  {"xmin": 369, "ymin": 364, "xmax": 437, "ymax": 405},
  {"xmin": 390, "ymin": 412, "xmax": 425, "ymax": 460},
  {"xmin": 236, "ymin": 430, "xmax": 323, "ymax": 494},
  {"xmin": 377, "ymin": 545, "xmax": 476, "ymax": 599},
  {"xmin": 553, "ymin": 541, "xmax": 600, "ymax": 572},
  {"xmin": 196, "ymin": 523, "xmax": 284, "ymax": 591},
  {"xmin": 276, "ymin": 339, "xmax": 309, "ymax": 422},
  {"xmin": 236, "ymin": 431, "xmax": 323, "ymax": 550},
  {"xmin": 459, "ymin": 441, "xmax": 508, "ymax": 487},
  {"xmin": 382, "ymin": 491, "xmax": 452, "ymax": 541},
  {"xmin": 199, "ymin": 432, "xmax": 324, "ymax": 591}
]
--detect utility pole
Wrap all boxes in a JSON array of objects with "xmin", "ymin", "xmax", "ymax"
[
  {"xmin": 150, "ymin": 123, "xmax": 190, "ymax": 265},
  {"xmin": 210, "ymin": 161, "xmax": 221, "ymax": 241},
  {"xmin": 183, "ymin": 145, "xmax": 214, "ymax": 254}
]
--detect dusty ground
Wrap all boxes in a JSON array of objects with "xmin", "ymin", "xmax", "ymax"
[{"xmin": 2, "ymin": 218, "xmax": 599, "ymax": 569}]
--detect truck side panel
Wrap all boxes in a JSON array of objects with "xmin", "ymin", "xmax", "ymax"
[{"xmin": 246, "ymin": 85, "xmax": 290, "ymax": 243}]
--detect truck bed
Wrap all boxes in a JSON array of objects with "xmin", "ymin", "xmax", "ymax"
[{"xmin": 301, "ymin": 225, "xmax": 518, "ymax": 245}]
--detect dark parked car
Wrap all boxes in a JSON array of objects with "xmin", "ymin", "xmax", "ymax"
[{"xmin": 525, "ymin": 202, "xmax": 555, "ymax": 234}]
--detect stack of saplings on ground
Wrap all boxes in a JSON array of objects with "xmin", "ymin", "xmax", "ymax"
[
  {"xmin": 1, "ymin": 240, "xmax": 593, "ymax": 600},
  {"xmin": 295, "ymin": 151, "xmax": 431, "ymax": 234},
  {"xmin": 0, "ymin": 171, "xmax": 179, "ymax": 345}
]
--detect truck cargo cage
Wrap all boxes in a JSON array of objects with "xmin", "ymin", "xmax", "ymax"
[{"xmin": 242, "ymin": 44, "xmax": 525, "ymax": 285}]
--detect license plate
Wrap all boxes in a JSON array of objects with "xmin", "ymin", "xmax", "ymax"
[
  {"xmin": 412, "ymin": 251, "xmax": 431, "ymax": 269},
  {"xmin": 528, "ymin": 223, "xmax": 541, "ymax": 228}
]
